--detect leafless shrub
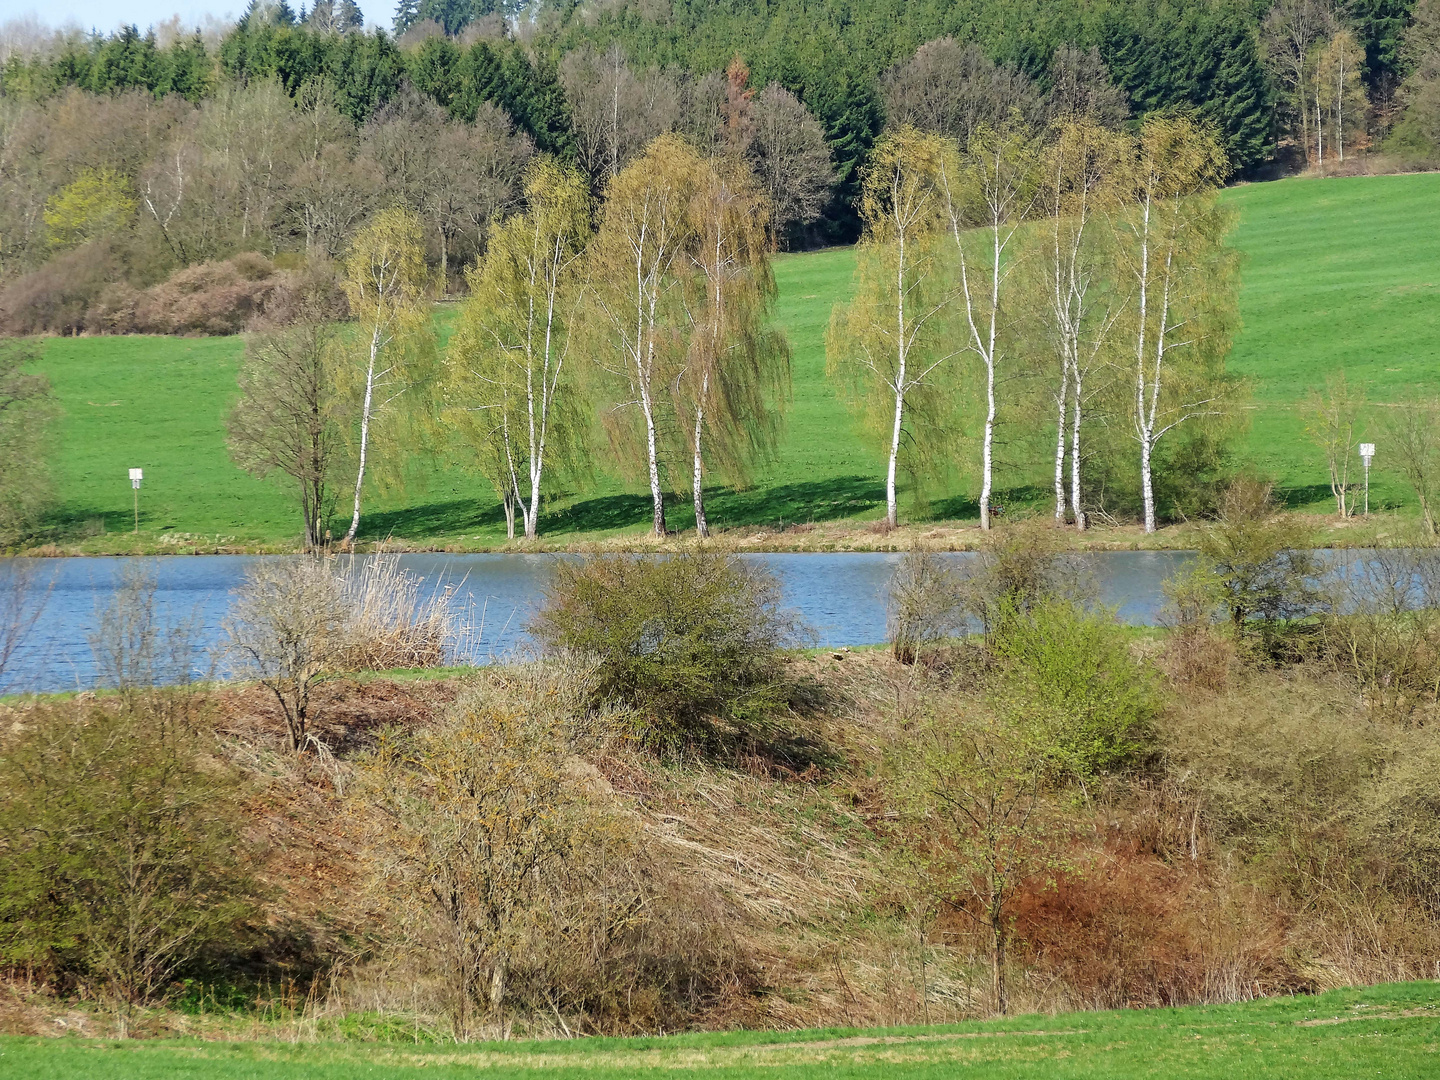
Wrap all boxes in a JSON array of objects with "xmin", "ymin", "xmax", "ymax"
[
  {"xmin": 1158, "ymin": 563, "xmax": 1234, "ymax": 691},
  {"xmin": 225, "ymin": 555, "xmax": 468, "ymax": 752},
  {"xmin": 0, "ymin": 566, "xmax": 256, "ymax": 1026},
  {"xmin": 225, "ymin": 558, "xmax": 351, "ymax": 753},
  {"xmin": 886, "ymin": 547, "xmax": 964, "ymax": 664},
  {"xmin": 958, "ymin": 517, "xmax": 1091, "ymax": 636},
  {"xmin": 1321, "ymin": 540, "xmax": 1440, "ymax": 717}
]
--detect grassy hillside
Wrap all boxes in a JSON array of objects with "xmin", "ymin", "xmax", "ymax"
[
  {"xmin": 29, "ymin": 173, "xmax": 1440, "ymax": 550},
  {"xmin": 3, "ymin": 980, "xmax": 1437, "ymax": 1078}
]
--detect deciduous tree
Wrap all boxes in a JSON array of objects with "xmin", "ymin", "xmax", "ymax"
[
  {"xmin": 339, "ymin": 206, "xmax": 435, "ymax": 544},
  {"xmin": 828, "ymin": 127, "xmax": 957, "ymax": 528},
  {"xmin": 1113, "ymin": 116, "xmax": 1240, "ymax": 534},
  {"xmin": 445, "ymin": 157, "xmax": 591, "ymax": 540}
]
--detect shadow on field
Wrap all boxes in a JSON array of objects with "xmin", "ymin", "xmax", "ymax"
[{"xmin": 359, "ymin": 498, "xmax": 505, "ymax": 539}]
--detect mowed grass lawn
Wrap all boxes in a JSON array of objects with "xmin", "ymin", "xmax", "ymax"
[
  {"xmin": 2, "ymin": 982, "xmax": 1437, "ymax": 1078},
  {"xmin": 30, "ymin": 172, "xmax": 1440, "ymax": 547}
]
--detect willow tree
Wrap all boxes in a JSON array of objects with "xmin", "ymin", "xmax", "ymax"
[
  {"xmin": 939, "ymin": 118, "xmax": 1043, "ymax": 531},
  {"xmin": 1031, "ymin": 119, "xmax": 1126, "ymax": 530},
  {"xmin": 827, "ymin": 127, "xmax": 957, "ymax": 529},
  {"xmin": 586, "ymin": 134, "xmax": 701, "ymax": 537},
  {"xmin": 678, "ymin": 157, "xmax": 790, "ymax": 537},
  {"xmin": 446, "ymin": 158, "xmax": 592, "ymax": 540},
  {"xmin": 1114, "ymin": 117, "xmax": 1240, "ymax": 534},
  {"xmin": 339, "ymin": 206, "xmax": 434, "ymax": 545}
]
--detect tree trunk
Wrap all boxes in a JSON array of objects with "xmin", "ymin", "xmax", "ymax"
[
  {"xmin": 642, "ymin": 392, "xmax": 666, "ymax": 536},
  {"xmin": 980, "ymin": 362, "xmax": 996, "ymax": 530},
  {"xmin": 344, "ymin": 326, "xmax": 381, "ymax": 545},
  {"xmin": 991, "ymin": 911, "xmax": 1008, "ymax": 1016},
  {"xmin": 692, "ymin": 405, "xmax": 708, "ymax": 538},
  {"xmin": 503, "ymin": 488, "xmax": 516, "ymax": 540},
  {"xmin": 887, "ymin": 382, "xmax": 904, "ymax": 529},
  {"xmin": 1070, "ymin": 370, "xmax": 1086, "ymax": 531},
  {"xmin": 1053, "ymin": 380, "xmax": 1068, "ymax": 523},
  {"xmin": 1140, "ymin": 431, "xmax": 1156, "ymax": 534}
]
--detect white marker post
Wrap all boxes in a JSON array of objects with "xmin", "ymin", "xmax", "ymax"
[
  {"xmin": 1359, "ymin": 443, "xmax": 1375, "ymax": 517},
  {"xmin": 129, "ymin": 468, "xmax": 143, "ymax": 533}
]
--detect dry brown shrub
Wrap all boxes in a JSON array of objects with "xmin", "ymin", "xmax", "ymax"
[
  {"xmin": 128, "ymin": 253, "xmax": 285, "ymax": 335},
  {"xmin": 0, "ymin": 240, "xmax": 120, "ymax": 334}
]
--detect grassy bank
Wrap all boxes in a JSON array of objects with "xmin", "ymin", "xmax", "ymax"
[
  {"xmin": 25, "ymin": 173, "xmax": 1440, "ymax": 554},
  {"xmin": 1, "ymin": 981, "xmax": 1436, "ymax": 1078}
]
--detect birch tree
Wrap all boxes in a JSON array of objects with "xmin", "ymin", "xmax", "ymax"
[
  {"xmin": 445, "ymin": 157, "xmax": 591, "ymax": 540},
  {"xmin": 1032, "ymin": 119, "xmax": 1126, "ymax": 530},
  {"xmin": 587, "ymin": 134, "xmax": 702, "ymax": 537},
  {"xmin": 940, "ymin": 119, "xmax": 1043, "ymax": 531},
  {"xmin": 1114, "ymin": 117, "xmax": 1239, "ymax": 534},
  {"xmin": 339, "ymin": 207, "xmax": 434, "ymax": 545},
  {"xmin": 1305, "ymin": 371, "xmax": 1365, "ymax": 518},
  {"xmin": 678, "ymin": 157, "xmax": 789, "ymax": 537},
  {"xmin": 827, "ymin": 127, "xmax": 957, "ymax": 528},
  {"xmin": 1261, "ymin": 0, "xmax": 1335, "ymax": 167}
]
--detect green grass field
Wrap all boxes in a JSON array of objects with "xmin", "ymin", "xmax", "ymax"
[
  {"xmin": 29, "ymin": 172, "xmax": 1440, "ymax": 550},
  {"xmin": 2, "ymin": 981, "xmax": 1437, "ymax": 1078}
]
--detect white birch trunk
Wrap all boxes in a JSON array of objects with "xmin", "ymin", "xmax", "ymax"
[
  {"xmin": 1053, "ymin": 378, "xmax": 1068, "ymax": 523},
  {"xmin": 1069, "ymin": 367, "xmax": 1085, "ymax": 531},
  {"xmin": 344, "ymin": 324, "xmax": 381, "ymax": 544},
  {"xmin": 692, "ymin": 383, "xmax": 708, "ymax": 538}
]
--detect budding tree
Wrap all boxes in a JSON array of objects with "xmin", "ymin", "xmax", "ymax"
[
  {"xmin": 827, "ymin": 127, "xmax": 958, "ymax": 528},
  {"xmin": 586, "ymin": 134, "xmax": 701, "ymax": 536},
  {"xmin": 678, "ymin": 156, "xmax": 789, "ymax": 537},
  {"xmin": 445, "ymin": 157, "xmax": 592, "ymax": 540},
  {"xmin": 339, "ymin": 207, "xmax": 435, "ymax": 544},
  {"xmin": 940, "ymin": 118, "xmax": 1043, "ymax": 530},
  {"xmin": 1030, "ymin": 118, "xmax": 1126, "ymax": 529},
  {"xmin": 1113, "ymin": 116, "xmax": 1239, "ymax": 534}
]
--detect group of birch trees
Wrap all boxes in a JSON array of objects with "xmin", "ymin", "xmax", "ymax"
[
  {"xmin": 445, "ymin": 134, "xmax": 787, "ymax": 540},
  {"xmin": 827, "ymin": 113, "xmax": 1240, "ymax": 533},
  {"xmin": 234, "ymin": 136, "xmax": 790, "ymax": 547}
]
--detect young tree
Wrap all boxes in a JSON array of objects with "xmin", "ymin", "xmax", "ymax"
[
  {"xmin": 1032, "ymin": 119, "xmax": 1126, "ymax": 529},
  {"xmin": 1045, "ymin": 45, "xmax": 1129, "ymax": 129},
  {"xmin": 586, "ymin": 134, "xmax": 702, "ymax": 536},
  {"xmin": 227, "ymin": 319, "xmax": 342, "ymax": 549},
  {"xmin": 1114, "ymin": 117, "xmax": 1240, "ymax": 534},
  {"xmin": 1384, "ymin": 396, "xmax": 1440, "ymax": 534},
  {"xmin": 679, "ymin": 157, "xmax": 789, "ymax": 537},
  {"xmin": 1305, "ymin": 370, "xmax": 1365, "ymax": 518},
  {"xmin": 339, "ymin": 206, "xmax": 434, "ymax": 544},
  {"xmin": 900, "ymin": 704, "xmax": 1061, "ymax": 1016},
  {"xmin": 445, "ymin": 157, "xmax": 591, "ymax": 540},
  {"xmin": 940, "ymin": 118, "xmax": 1043, "ymax": 530},
  {"xmin": 0, "ymin": 339, "xmax": 56, "ymax": 545},
  {"xmin": 827, "ymin": 127, "xmax": 957, "ymax": 528}
]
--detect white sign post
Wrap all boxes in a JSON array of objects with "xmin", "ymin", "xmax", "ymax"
[
  {"xmin": 129, "ymin": 468, "xmax": 143, "ymax": 533},
  {"xmin": 1359, "ymin": 444, "xmax": 1375, "ymax": 517}
]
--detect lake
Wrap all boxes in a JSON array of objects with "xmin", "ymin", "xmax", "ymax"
[{"xmin": 1, "ymin": 550, "xmax": 1200, "ymax": 694}]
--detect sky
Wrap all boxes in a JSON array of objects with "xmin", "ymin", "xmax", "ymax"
[{"xmin": 8, "ymin": 1, "xmax": 393, "ymax": 36}]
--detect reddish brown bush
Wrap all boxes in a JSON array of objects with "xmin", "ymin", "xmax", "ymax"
[{"xmin": 0, "ymin": 241, "xmax": 121, "ymax": 335}]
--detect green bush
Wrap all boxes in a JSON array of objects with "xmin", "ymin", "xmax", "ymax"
[
  {"xmin": 990, "ymin": 598, "xmax": 1159, "ymax": 785},
  {"xmin": 0, "ymin": 695, "xmax": 259, "ymax": 1013},
  {"xmin": 528, "ymin": 551, "xmax": 809, "ymax": 747}
]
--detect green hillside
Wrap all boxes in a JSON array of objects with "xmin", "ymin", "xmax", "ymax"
[
  {"xmin": 1, "ymin": 979, "xmax": 1436, "ymax": 1078},
  {"xmin": 30, "ymin": 173, "xmax": 1440, "ymax": 549}
]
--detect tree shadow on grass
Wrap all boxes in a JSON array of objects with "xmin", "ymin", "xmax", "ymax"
[
  {"xmin": 358, "ymin": 498, "xmax": 505, "ymax": 540},
  {"xmin": 1275, "ymin": 483, "xmax": 1340, "ymax": 510}
]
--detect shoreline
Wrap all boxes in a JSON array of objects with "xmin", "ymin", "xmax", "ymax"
[{"xmin": 7, "ymin": 510, "xmax": 1426, "ymax": 558}]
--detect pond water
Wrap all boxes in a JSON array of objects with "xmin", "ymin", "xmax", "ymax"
[{"xmin": 2, "ymin": 550, "xmax": 1197, "ymax": 694}]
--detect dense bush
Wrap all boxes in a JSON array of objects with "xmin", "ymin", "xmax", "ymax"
[
  {"xmin": 990, "ymin": 597, "xmax": 1160, "ymax": 784},
  {"xmin": 529, "ymin": 551, "xmax": 809, "ymax": 747}
]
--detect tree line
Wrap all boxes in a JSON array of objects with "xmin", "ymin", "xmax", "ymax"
[{"xmin": 225, "ymin": 67, "xmax": 1240, "ymax": 546}]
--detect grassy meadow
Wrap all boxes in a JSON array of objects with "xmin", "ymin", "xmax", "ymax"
[
  {"xmin": 28, "ymin": 172, "xmax": 1440, "ymax": 551},
  {"xmin": 2, "ymin": 982, "xmax": 1437, "ymax": 1078}
]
